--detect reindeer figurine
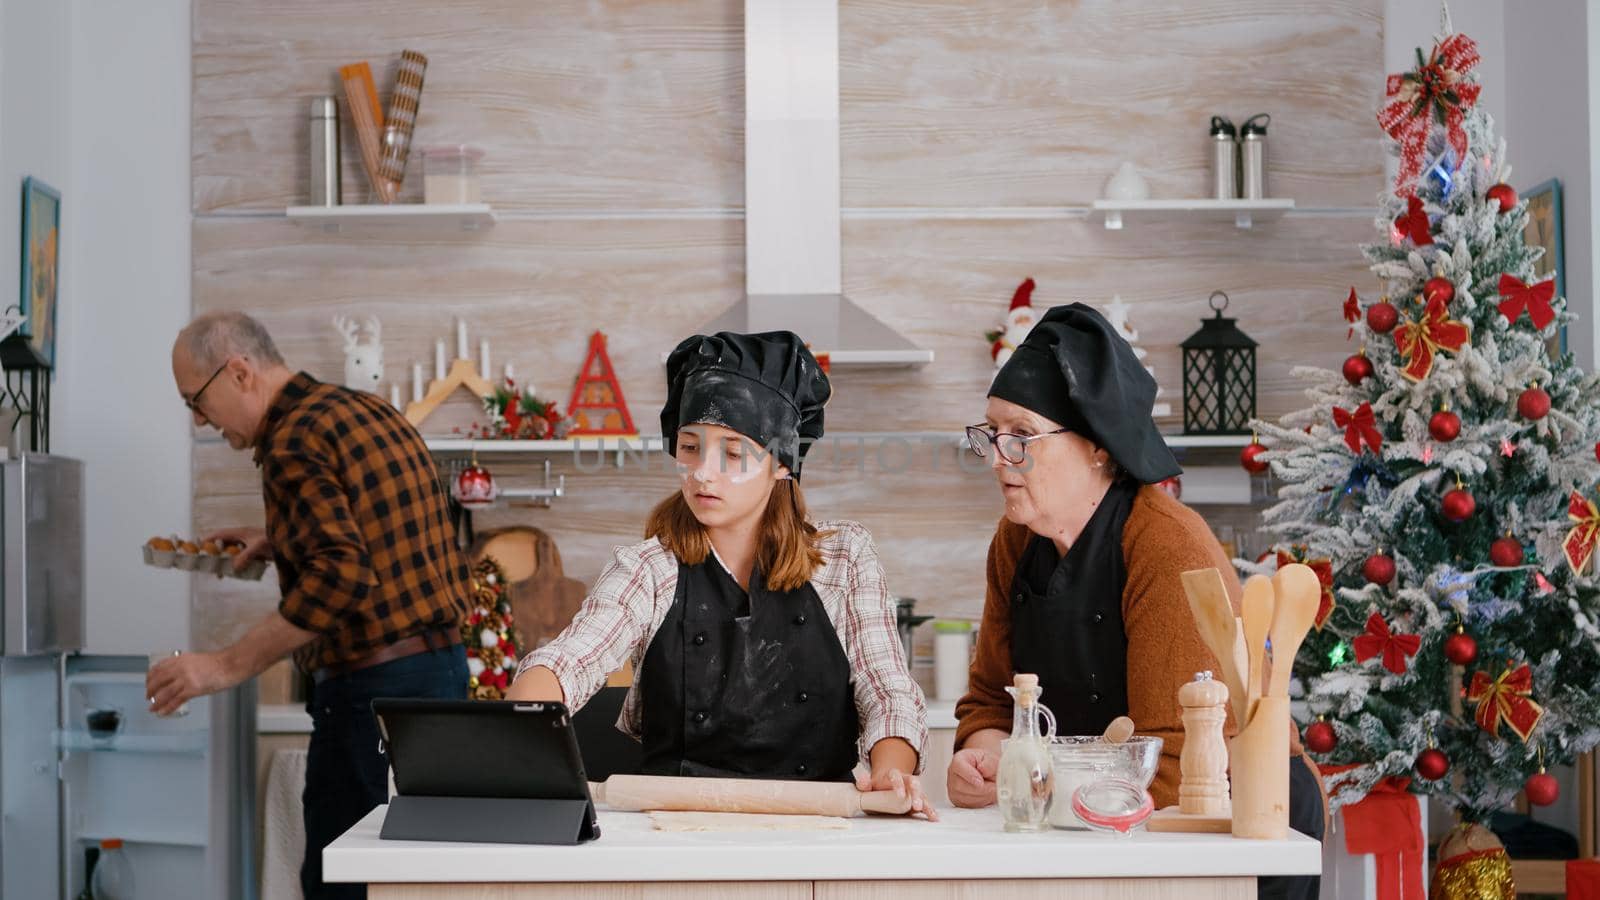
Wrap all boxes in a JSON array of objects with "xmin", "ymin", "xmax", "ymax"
[{"xmin": 332, "ymin": 315, "xmax": 384, "ymax": 393}]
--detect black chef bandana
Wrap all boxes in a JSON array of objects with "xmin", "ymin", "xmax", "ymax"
[
  {"xmin": 987, "ymin": 303, "xmax": 1181, "ymax": 484},
  {"xmin": 661, "ymin": 331, "xmax": 830, "ymax": 478}
]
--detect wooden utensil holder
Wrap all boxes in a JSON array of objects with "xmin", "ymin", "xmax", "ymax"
[{"xmin": 1229, "ymin": 694, "xmax": 1290, "ymax": 839}]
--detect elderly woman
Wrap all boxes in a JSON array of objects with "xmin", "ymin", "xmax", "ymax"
[{"xmin": 948, "ymin": 304, "xmax": 1322, "ymax": 900}]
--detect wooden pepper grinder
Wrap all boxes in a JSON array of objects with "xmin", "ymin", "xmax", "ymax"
[{"xmin": 1148, "ymin": 670, "xmax": 1233, "ymax": 832}]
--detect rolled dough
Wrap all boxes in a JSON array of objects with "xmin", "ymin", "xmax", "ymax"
[{"xmin": 648, "ymin": 811, "xmax": 852, "ymax": 832}]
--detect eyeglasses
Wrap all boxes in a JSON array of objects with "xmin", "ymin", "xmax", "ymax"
[
  {"xmin": 965, "ymin": 424, "xmax": 1070, "ymax": 466},
  {"xmin": 184, "ymin": 358, "xmax": 234, "ymax": 416}
]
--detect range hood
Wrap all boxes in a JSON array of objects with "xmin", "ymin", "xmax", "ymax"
[{"xmin": 699, "ymin": 0, "xmax": 931, "ymax": 368}]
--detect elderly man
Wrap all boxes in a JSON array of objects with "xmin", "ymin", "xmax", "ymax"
[{"xmin": 149, "ymin": 311, "xmax": 470, "ymax": 900}]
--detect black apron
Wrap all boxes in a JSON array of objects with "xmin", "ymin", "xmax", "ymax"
[
  {"xmin": 1008, "ymin": 480, "xmax": 1138, "ymax": 737},
  {"xmin": 638, "ymin": 557, "xmax": 859, "ymax": 781}
]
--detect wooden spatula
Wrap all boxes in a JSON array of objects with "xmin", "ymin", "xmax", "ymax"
[
  {"xmin": 1266, "ymin": 563, "xmax": 1322, "ymax": 698},
  {"xmin": 1180, "ymin": 568, "xmax": 1250, "ymax": 730},
  {"xmin": 1240, "ymin": 575, "xmax": 1276, "ymax": 724}
]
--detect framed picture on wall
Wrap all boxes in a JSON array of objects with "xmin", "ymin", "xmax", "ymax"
[
  {"xmin": 18, "ymin": 177, "xmax": 60, "ymax": 368},
  {"xmin": 1521, "ymin": 178, "xmax": 1565, "ymax": 357}
]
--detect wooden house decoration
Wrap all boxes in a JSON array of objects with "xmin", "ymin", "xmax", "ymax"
[
  {"xmin": 565, "ymin": 331, "xmax": 636, "ymax": 437},
  {"xmin": 405, "ymin": 358, "xmax": 495, "ymax": 429}
]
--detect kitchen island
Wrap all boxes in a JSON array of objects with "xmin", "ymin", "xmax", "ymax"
[{"xmin": 325, "ymin": 803, "xmax": 1320, "ymax": 898}]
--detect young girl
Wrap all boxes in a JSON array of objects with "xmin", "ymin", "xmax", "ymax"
[{"xmin": 510, "ymin": 331, "xmax": 931, "ymax": 816}]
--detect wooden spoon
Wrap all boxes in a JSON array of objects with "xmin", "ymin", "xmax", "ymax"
[
  {"xmin": 1240, "ymin": 575, "xmax": 1276, "ymax": 725},
  {"xmin": 1102, "ymin": 715, "xmax": 1135, "ymax": 744},
  {"xmin": 1179, "ymin": 568, "xmax": 1250, "ymax": 730},
  {"xmin": 1266, "ymin": 564, "xmax": 1322, "ymax": 698}
]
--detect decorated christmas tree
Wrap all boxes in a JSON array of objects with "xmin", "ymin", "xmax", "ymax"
[
  {"xmin": 1248, "ymin": 22, "xmax": 1600, "ymax": 832},
  {"xmin": 463, "ymin": 556, "xmax": 525, "ymax": 700}
]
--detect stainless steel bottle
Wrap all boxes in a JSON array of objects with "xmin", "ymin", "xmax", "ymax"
[
  {"xmin": 1240, "ymin": 114, "xmax": 1270, "ymax": 199},
  {"xmin": 310, "ymin": 96, "xmax": 341, "ymax": 206},
  {"xmin": 1210, "ymin": 116, "xmax": 1239, "ymax": 200}
]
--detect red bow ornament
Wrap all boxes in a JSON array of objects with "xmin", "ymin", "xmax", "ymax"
[
  {"xmin": 1394, "ymin": 196, "xmax": 1434, "ymax": 246},
  {"xmin": 1497, "ymin": 273, "xmax": 1557, "ymax": 331},
  {"xmin": 1352, "ymin": 613, "xmax": 1421, "ymax": 675},
  {"xmin": 1277, "ymin": 548, "xmax": 1337, "ymax": 629},
  {"xmin": 1377, "ymin": 34, "xmax": 1481, "ymax": 196},
  {"xmin": 1467, "ymin": 663, "xmax": 1544, "ymax": 741},
  {"xmin": 1393, "ymin": 296, "xmax": 1469, "ymax": 382},
  {"xmin": 1564, "ymin": 490, "xmax": 1600, "ymax": 575},
  {"xmin": 1333, "ymin": 402, "xmax": 1383, "ymax": 455},
  {"xmin": 1344, "ymin": 287, "xmax": 1361, "ymax": 339}
]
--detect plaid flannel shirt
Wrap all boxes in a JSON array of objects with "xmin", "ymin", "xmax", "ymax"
[
  {"xmin": 256, "ymin": 373, "xmax": 470, "ymax": 670},
  {"xmin": 519, "ymin": 520, "xmax": 929, "ymax": 771}
]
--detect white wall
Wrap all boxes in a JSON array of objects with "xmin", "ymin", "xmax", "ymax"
[
  {"xmin": 1505, "ymin": 0, "xmax": 1593, "ymax": 370},
  {"xmin": 0, "ymin": 0, "xmax": 194, "ymax": 654}
]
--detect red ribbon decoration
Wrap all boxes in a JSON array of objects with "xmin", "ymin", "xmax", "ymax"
[
  {"xmin": 1497, "ymin": 273, "xmax": 1557, "ymax": 330},
  {"xmin": 1352, "ymin": 613, "xmax": 1421, "ymax": 675},
  {"xmin": 1333, "ymin": 402, "xmax": 1383, "ymax": 455},
  {"xmin": 1323, "ymin": 766, "xmax": 1426, "ymax": 900},
  {"xmin": 1393, "ymin": 296, "xmax": 1469, "ymax": 382},
  {"xmin": 1565, "ymin": 490, "xmax": 1600, "ymax": 575},
  {"xmin": 1377, "ymin": 34, "xmax": 1481, "ymax": 196},
  {"xmin": 1394, "ymin": 196, "xmax": 1434, "ymax": 246},
  {"xmin": 1277, "ymin": 548, "xmax": 1336, "ymax": 629},
  {"xmin": 1467, "ymin": 663, "xmax": 1545, "ymax": 741},
  {"xmin": 1344, "ymin": 287, "xmax": 1361, "ymax": 339}
]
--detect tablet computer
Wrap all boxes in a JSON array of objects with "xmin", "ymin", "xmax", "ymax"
[{"xmin": 372, "ymin": 698, "xmax": 600, "ymax": 845}]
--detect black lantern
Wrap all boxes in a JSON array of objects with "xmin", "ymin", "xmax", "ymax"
[
  {"xmin": 1181, "ymin": 291, "xmax": 1256, "ymax": 435},
  {"xmin": 1, "ymin": 323, "xmax": 51, "ymax": 453}
]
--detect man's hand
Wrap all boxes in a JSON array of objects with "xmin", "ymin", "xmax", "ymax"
[
  {"xmin": 204, "ymin": 526, "xmax": 270, "ymax": 573},
  {"xmin": 145, "ymin": 652, "xmax": 243, "ymax": 717}
]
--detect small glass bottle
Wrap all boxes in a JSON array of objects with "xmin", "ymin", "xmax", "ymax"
[
  {"xmin": 997, "ymin": 673, "xmax": 1056, "ymax": 832},
  {"xmin": 90, "ymin": 839, "xmax": 134, "ymax": 900}
]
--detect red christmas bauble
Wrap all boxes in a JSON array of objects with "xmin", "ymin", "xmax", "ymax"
[
  {"xmin": 1442, "ymin": 488, "xmax": 1476, "ymax": 523},
  {"xmin": 1595, "ymin": 441, "xmax": 1600, "ymax": 464},
  {"xmin": 1304, "ymin": 720, "xmax": 1338, "ymax": 754},
  {"xmin": 1444, "ymin": 631, "xmax": 1479, "ymax": 666},
  {"xmin": 1525, "ymin": 771, "xmax": 1560, "ymax": 806},
  {"xmin": 1342, "ymin": 353, "xmax": 1374, "ymax": 385},
  {"xmin": 1366, "ymin": 301, "xmax": 1399, "ymax": 334},
  {"xmin": 1490, "ymin": 536, "xmax": 1525, "ymax": 567},
  {"xmin": 1416, "ymin": 747, "xmax": 1451, "ymax": 781},
  {"xmin": 1518, "ymin": 386, "xmax": 1551, "ymax": 421},
  {"xmin": 452, "ymin": 463, "xmax": 498, "ymax": 508},
  {"xmin": 1424, "ymin": 275, "xmax": 1456, "ymax": 306},
  {"xmin": 1429, "ymin": 410, "xmax": 1461, "ymax": 442},
  {"xmin": 1362, "ymin": 553, "xmax": 1396, "ymax": 586},
  {"xmin": 1487, "ymin": 183, "xmax": 1518, "ymax": 213},
  {"xmin": 1240, "ymin": 442, "xmax": 1270, "ymax": 475}
]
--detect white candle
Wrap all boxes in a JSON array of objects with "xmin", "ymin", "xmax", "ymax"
[
  {"xmin": 504, "ymin": 362, "xmax": 515, "ymax": 384},
  {"xmin": 389, "ymin": 384, "xmax": 402, "ymax": 408},
  {"xmin": 480, "ymin": 339, "xmax": 490, "ymax": 381},
  {"xmin": 434, "ymin": 340, "xmax": 446, "ymax": 380},
  {"xmin": 456, "ymin": 318, "xmax": 468, "ymax": 361},
  {"xmin": 412, "ymin": 363, "xmax": 424, "ymax": 402}
]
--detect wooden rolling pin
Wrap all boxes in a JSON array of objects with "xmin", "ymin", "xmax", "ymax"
[{"xmin": 591, "ymin": 774, "xmax": 914, "ymax": 817}]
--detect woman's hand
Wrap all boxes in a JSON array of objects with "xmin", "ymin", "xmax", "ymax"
[
  {"xmin": 947, "ymin": 746, "xmax": 1000, "ymax": 808},
  {"xmin": 856, "ymin": 766, "xmax": 938, "ymax": 821}
]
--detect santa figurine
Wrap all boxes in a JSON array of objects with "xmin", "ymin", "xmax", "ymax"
[{"xmin": 989, "ymin": 278, "xmax": 1038, "ymax": 369}]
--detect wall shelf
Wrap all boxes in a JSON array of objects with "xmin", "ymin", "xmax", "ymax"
[
  {"xmin": 1091, "ymin": 198, "xmax": 1295, "ymax": 230},
  {"xmin": 77, "ymin": 829, "xmax": 209, "ymax": 848},
  {"xmin": 55, "ymin": 730, "xmax": 207, "ymax": 755},
  {"xmin": 423, "ymin": 436, "xmax": 662, "ymax": 454},
  {"xmin": 286, "ymin": 203, "xmax": 496, "ymax": 232}
]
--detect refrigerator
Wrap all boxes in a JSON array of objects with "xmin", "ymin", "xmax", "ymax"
[{"xmin": 0, "ymin": 454, "xmax": 255, "ymax": 899}]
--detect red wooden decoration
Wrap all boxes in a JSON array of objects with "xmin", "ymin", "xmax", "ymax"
[{"xmin": 565, "ymin": 331, "xmax": 637, "ymax": 436}]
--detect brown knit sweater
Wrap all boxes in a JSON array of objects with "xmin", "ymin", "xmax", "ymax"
[{"xmin": 954, "ymin": 485, "xmax": 1306, "ymax": 809}]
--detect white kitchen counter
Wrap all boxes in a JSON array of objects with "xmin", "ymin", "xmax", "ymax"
[{"xmin": 326, "ymin": 802, "xmax": 1319, "ymax": 898}]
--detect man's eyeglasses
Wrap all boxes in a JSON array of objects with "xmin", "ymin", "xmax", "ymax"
[
  {"xmin": 184, "ymin": 358, "xmax": 233, "ymax": 416},
  {"xmin": 965, "ymin": 424, "xmax": 1070, "ymax": 466}
]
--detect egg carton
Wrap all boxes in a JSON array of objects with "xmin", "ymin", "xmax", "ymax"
[{"xmin": 142, "ymin": 542, "xmax": 268, "ymax": 580}]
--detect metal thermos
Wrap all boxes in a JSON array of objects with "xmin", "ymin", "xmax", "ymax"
[
  {"xmin": 310, "ymin": 96, "xmax": 341, "ymax": 206},
  {"xmin": 1210, "ymin": 116, "xmax": 1239, "ymax": 199},
  {"xmin": 1240, "ymin": 114, "xmax": 1270, "ymax": 199}
]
